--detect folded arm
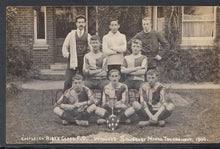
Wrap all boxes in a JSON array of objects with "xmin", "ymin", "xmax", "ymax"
[
  {"xmin": 88, "ymin": 69, "xmax": 102, "ymax": 75},
  {"xmin": 59, "ymin": 103, "xmax": 76, "ymax": 111},
  {"xmin": 123, "ymin": 58, "xmax": 147, "ymax": 75},
  {"xmin": 130, "ymin": 69, "xmax": 146, "ymax": 75},
  {"xmin": 96, "ymin": 70, "xmax": 107, "ymax": 77},
  {"xmin": 112, "ymin": 35, "xmax": 127, "ymax": 53},
  {"xmin": 83, "ymin": 56, "xmax": 102, "ymax": 76},
  {"xmin": 121, "ymin": 66, "xmax": 142, "ymax": 74},
  {"xmin": 102, "ymin": 36, "xmax": 117, "ymax": 56}
]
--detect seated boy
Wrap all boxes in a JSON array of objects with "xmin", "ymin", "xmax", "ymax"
[
  {"xmin": 132, "ymin": 69, "xmax": 175, "ymax": 127},
  {"xmin": 53, "ymin": 74, "xmax": 99, "ymax": 126},
  {"xmin": 121, "ymin": 39, "xmax": 147, "ymax": 90},
  {"xmin": 83, "ymin": 35, "xmax": 108, "ymax": 90},
  {"xmin": 95, "ymin": 69, "xmax": 135, "ymax": 125}
]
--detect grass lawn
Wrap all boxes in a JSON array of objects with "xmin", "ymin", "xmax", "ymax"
[{"xmin": 6, "ymin": 87, "xmax": 220, "ymax": 144}]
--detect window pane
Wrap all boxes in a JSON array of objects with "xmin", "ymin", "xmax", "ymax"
[
  {"xmin": 183, "ymin": 22, "xmax": 214, "ymax": 37},
  {"xmin": 184, "ymin": 6, "xmax": 214, "ymax": 21},
  {"xmin": 157, "ymin": 7, "xmax": 165, "ymax": 34},
  {"xmin": 36, "ymin": 7, "xmax": 45, "ymax": 39},
  {"xmin": 157, "ymin": 6, "xmax": 164, "ymax": 18},
  {"xmin": 183, "ymin": 6, "xmax": 215, "ymax": 37}
]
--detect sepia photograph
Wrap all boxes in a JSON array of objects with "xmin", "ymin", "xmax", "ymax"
[{"xmin": 6, "ymin": 6, "xmax": 220, "ymax": 144}]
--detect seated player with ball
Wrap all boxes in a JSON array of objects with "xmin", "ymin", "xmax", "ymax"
[
  {"xmin": 94, "ymin": 69, "xmax": 136, "ymax": 130},
  {"xmin": 53, "ymin": 74, "xmax": 99, "ymax": 126},
  {"xmin": 132, "ymin": 69, "xmax": 175, "ymax": 127}
]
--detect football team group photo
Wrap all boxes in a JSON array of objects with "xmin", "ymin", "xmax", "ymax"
[
  {"xmin": 53, "ymin": 15, "xmax": 175, "ymax": 130},
  {"xmin": 6, "ymin": 6, "xmax": 220, "ymax": 144}
]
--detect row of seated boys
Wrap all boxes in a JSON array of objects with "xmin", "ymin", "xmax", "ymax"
[{"xmin": 54, "ymin": 67, "xmax": 175, "ymax": 128}]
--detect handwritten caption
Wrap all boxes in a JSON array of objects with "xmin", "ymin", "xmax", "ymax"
[{"xmin": 21, "ymin": 135, "xmax": 208, "ymax": 143}]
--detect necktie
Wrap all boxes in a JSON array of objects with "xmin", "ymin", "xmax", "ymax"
[{"xmin": 79, "ymin": 30, "xmax": 82, "ymax": 37}]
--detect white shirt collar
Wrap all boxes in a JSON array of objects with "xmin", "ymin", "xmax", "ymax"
[
  {"xmin": 77, "ymin": 28, "xmax": 85, "ymax": 36},
  {"xmin": 132, "ymin": 53, "xmax": 142, "ymax": 58},
  {"xmin": 143, "ymin": 29, "xmax": 152, "ymax": 33},
  {"xmin": 108, "ymin": 31, "xmax": 120, "ymax": 36},
  {"xmin": 90, "ymin": 50, "xmax": 101, "ymax": 56},
  {"xmin": 110, "ymin": 82, "xmax": 120, "ymax": 88}
]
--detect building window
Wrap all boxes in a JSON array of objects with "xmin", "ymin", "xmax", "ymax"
[
  {"xmin": 33, "ymin": 6, "xmax": 48, "ymax": 48},
  {"xmin": 182, "ymin": 6, "xmax": 216, "ymax": 46},
  {"xmin": 157, "ymin": 7, "xmax": 165, "ymax": 35},
  {"xmin": 152, "ymin": 7, "xmax": 166, "ymax": 35}
]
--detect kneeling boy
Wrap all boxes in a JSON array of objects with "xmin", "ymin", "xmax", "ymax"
[
  {"xmin": 132, "ymin": 69, "xmax": 175, "ymax": 127},
  {"xmin": 53, "ymin": 74, "xmax": 99, "ymax": 126}
]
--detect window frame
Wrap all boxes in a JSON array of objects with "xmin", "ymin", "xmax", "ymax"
[
  {"xmin": 181, "ymin": 6, "xmax": 217, "ymax": 46},
  {"xmin": 152, "ymin": 6, "xmax": 166, "ymax": 35},
  {"xmin": 33, "ymin": 6, "xmax": 48, "ymax": 49}
]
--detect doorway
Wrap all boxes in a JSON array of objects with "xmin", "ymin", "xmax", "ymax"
[{"xmin": 54, "ymin": 7, "xmax": 86, "ymax": 62}]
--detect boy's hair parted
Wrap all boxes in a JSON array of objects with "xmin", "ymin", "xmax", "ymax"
[
  {"xmin": 108, "ymin": 69, "xmax": 120, "ymax": 76},
  {"xmin": 76, "ymin": 15, "xmax": 86, "ymax": 22},
  {"xmin": 131, "ymin": 38, "xmax": 142, "ymax": 47},
  {"xmin": 72, "ymin": 74, "xmax": 84, "ymax": 81},
  {"xmin": 109, "ymin": 17, "xmax": 120, "ymax": 25},
  {"xmin": 90, "ymin": 35, "xmax": 101, "ymax": 43},
  {"xmin": 147, "ymin": 69, "xmax": 159, "ymax": 77}
]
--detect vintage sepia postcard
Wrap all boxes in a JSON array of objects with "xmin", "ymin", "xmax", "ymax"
[{"xmin": 5, "ymin": 6, "xmax": 220, "ymax": 144}]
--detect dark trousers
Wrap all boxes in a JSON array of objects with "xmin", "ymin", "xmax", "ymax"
[
  {"xmin": 59, "ymin": 106, "xmax": 92, "ymax": 122},
  {"xmin": 102, "ymin": 104, "xmax": 129, "ymax": 122},
  {"xmin": 64, "ymin": 56, "xmax": 84, "ymax": 92},
  {"xmin": 124, "ymin": 80, "xmax": 144, "ymax": 90},
  {"xmin": 102, "ymin": 104, "xmax": 125, "ymax": 117},
  {"xmin": 84, "ymin": 79, "xmax": 109, "ymax": 90},
  {"xmin": 64, "ymin": 68, "xmax": 77, "ymax": 92},
  {"xmin": 140, "ymin": 108, "xmax": 172, "ymax": 121},
  {"xmin": 148, "ymin": 57, "xmax": 158, "ymax": 70}
]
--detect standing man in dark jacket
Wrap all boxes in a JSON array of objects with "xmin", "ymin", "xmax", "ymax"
[
  {"xmin": 62, "ymin": 15, "xmax": 91, "ymax": 92},
  {"xmin": 129, "ymin": 17, "xmax": 169, "ymax": 69}
]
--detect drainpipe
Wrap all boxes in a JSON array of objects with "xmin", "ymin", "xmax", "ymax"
[
  {"xmin": 96, "ymin": 6, "xmax": 98, "ymax": 35},
  {"xmin": 153, "ymin": 6, "xmax": 157, "ymax": 31},
  {"xmin": 86, "ymin": 6, "xmax": 88, "ymax": 32}
]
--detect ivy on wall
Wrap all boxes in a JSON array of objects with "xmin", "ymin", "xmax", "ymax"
[{"xmin": 7, "ymin": 7, "xmax": 35, "ymax": 81}]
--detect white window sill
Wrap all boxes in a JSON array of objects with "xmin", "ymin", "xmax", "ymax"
[
  {"xmin": 33, "ymin": 43, "xmax": 49, "ymax": 50},
  {"xmin": 181, "ymin": 38, "xmax": 215, "ymax": 49},
  {"xmin": 180, "ymin": 44, "xmax": 215, "ymax": 50}
]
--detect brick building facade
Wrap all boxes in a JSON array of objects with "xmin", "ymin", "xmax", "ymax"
[{"xmin": 7, "ymin": 6, "xmax": 220, "ymax": 78}]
